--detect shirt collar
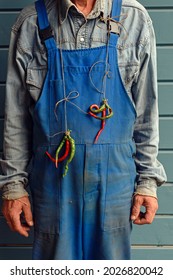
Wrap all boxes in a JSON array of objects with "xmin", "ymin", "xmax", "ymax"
[{"xmin": 58, "ymin": 0, "xmax": 111, "ymax": 24}]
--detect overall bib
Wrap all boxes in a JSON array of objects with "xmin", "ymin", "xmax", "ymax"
[{"xmin": 31, "ymin": 0, "xmax": 137, "ymax": 260}]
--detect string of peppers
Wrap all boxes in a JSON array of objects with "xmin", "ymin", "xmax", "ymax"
[
  {"xmin": 48, "ymin": 19, "xmax": 114, "ymax": 176},
  {"xmin": 46, "ymin": 99, "xmax": 113, "ymax": 176},
  {"xmin": 45, "ymin": 130, "xmax": 75, "ymax": 177},
  {"xmin": 88, "ymin": 98, "xmax": 113, "ymax": 143}
]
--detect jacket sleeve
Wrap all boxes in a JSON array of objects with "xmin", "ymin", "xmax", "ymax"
[
  {"xmin": 0, "ymin": 29, "xmax": 33, "ymax": 200},
  {"xmin": 132, "ymin": 20, "xmax": 167, "ymax": 198}
]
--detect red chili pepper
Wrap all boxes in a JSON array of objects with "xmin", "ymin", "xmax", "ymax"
[
  {"xmin": 94, "ymin": 107, "xmax": 106, "ymax": 143},
  {"xmin": 45, "ymin": 139, "xmax": 70, "ymax": 167},
  {"xmin": 88, "ymin": 104, "xmax": 101, "ymax": 120},
  {"xmin": 45, "ymin": 151, "xmax": 56, "ymax": 163},
  {"xmin": 88, "ymin": 111, "xmax": 100, "ymax": 119},
  {"xmin": 60, "ymin": 139, "xmax": 70, "ymax": 162}
]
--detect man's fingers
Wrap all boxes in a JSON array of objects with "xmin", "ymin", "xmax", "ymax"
[
  {"xmin": 23, "ymin": 204, "xmax": 34, "ymax": 227},
  {"xmin": 131, "ymin": 196, "xmax": 141, "ymax": 221},
  {"xmin": 17, "ymin": 196, "xmax": 34, "ymax": 226},
  {"xmin": 131, "ymin": 194, "xmax": 158, "ymax": 225},
  {"xmin": 6, "ymin": 216, "xmax": 30, "ymax": 237},
  {"xmin": 133, "ymin": 212, "xmax": 153, "ymax": 225},
  {"xmin": 143, "ymin": 209, "xmax": 156, "ymax": 224},
  {"xmin": 9, "ymin": 212, "xmax": 30, "ymax": 237}
]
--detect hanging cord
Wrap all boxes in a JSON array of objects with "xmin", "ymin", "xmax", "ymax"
[
  {"xmin": 89, "ymin": 13, "xmax": 128, "ymax": 96},
  {"xmin": 88, "ymin": 15, "xmax": 111, "ymax": 99},
  {"xmin": 58, "ymin": 26, "xmax": 68, "ymax": 133},
  {"xmin": 54, "ymin": 18, "xmax": 111, "ymax": 128},
  {"xmin": 103, "ymin": 20, "xmax": 111, "ymax": 100},
  {"xmin": 48, "ymin": 10, "xmax": 117, "ymax": 141},
  {"xmin": 54, "ymin": 91, "xmax": 88, "ymax": 123}
]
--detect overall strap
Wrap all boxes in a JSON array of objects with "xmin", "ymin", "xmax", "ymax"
[
  {"xmin": 35, "ymin": 0, "xmax": 56, "ymax": 50},
  {"xmin": 109, "ymin": 0, "xmax": 122, "ymax": 45},
  {"xmin": 111, "ymin": 0, "xmax": 122, "ymax": 18}
]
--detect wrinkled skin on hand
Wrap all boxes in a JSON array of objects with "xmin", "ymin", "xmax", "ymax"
[
  {"xmin": 131, "ymin": 194, "xmax": 158, "ymax": 225},
  {"xmin": 2, "ymin": 196, "xmax": 33, "ymax": 237}
]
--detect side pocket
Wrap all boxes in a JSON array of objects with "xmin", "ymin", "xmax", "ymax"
[
  {"xmin": 102, "ymin": 144, "xmax": 135, "ymax": 231},
  {"xmin": 29, "ymin": 146, "xmax": 60, "ymax": 234}
]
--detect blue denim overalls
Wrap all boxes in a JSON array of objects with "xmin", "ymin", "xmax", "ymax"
[{"xmin": 31, "ymin": 0, "xmax": 137, "ymax": 260}]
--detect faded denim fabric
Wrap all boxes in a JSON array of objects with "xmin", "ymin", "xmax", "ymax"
[{"xmin": 0, "ymin": 0, "xmax": 167, "ymax": 199}]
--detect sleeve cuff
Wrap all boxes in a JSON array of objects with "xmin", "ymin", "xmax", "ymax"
[
  {"xmin": 135, "ymin": 180, "xmax": 157, "ymax": 198},
  {"xmin": 2, "ymin": 182, "xmax": 29, "ymax": 200}
]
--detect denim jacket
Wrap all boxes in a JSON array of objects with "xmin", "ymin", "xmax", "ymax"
[{"xmin": 0, "ymin": 0, "xmax": 167, "ymax": 199}]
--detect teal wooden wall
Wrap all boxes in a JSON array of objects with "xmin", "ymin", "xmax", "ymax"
[
  {"xmin": 0, "ymin": 0, "xmax": 34, "ymax": 260},
  {"xmin": 0, "ymin": 0, "xmax": 173, "ymax": 260},
  {"xmin": 131, "ymin": 0, "xmax": 173, "ymax": 260}
]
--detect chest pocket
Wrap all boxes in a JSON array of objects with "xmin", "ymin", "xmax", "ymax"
[{"xmin": 26, "ymin": 66, "xmax": 47, "ymax": 102}]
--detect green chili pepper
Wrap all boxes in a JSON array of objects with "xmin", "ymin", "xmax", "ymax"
[
  {"xmin": 55, "ymin": 135, "xmax": 67, "ymax": 168},
  {"xmin": 63, "ymin": 134, "xmax": 75, "ymax": 177},
  {"xmin": 46, "ymin": 130, "xmax": 75, "ymax": 177},
  {"xmin": 90, "ymin": 103, "xmax": 105, "ymax": 114},
  {"xmin": 89, "ymin": 100, "xmax": 113, "ymax": 120}
]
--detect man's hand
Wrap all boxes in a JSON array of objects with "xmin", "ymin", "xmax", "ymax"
[
  {"xmin": 131, "ymin": 194, "xmax": 158, "ymax": 225},
  {"xmin": 2, "ymin": 196, "xmax": 33, "ymax": 237}
]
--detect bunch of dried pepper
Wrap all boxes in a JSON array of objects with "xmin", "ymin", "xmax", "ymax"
[
  {"xmin": 45, "ymin": 130, "xmax": 75, "ymax": 177},
  {"xmin": 88, "ymin": 98, "xmax": 113, "ymax": 143}
]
